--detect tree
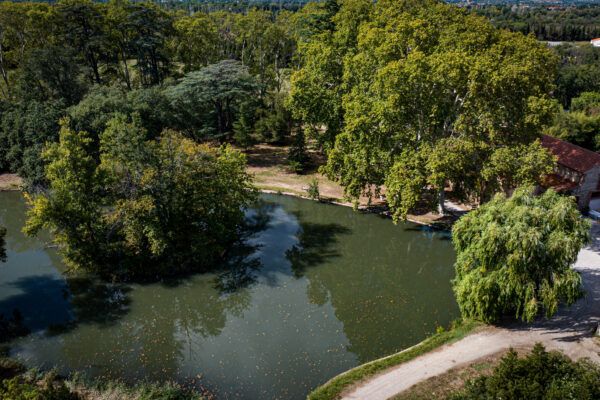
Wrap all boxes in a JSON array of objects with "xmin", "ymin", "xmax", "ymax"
[
  {"xmin": 25, "ymin": 116, "xmax": 256, "ymax": 279},
  {"xmin": 173, "ymin": 12, "xmax": 219, "ymax": 71},
  {"xmin": 24, "ymin": 118, "xmax": 109, "ymax": 272},
  {"xmin": 123, "ymin": 1, "xmax": 172, "ymax": 86},
  {"xmin": 291, "ymin": 0, "xmax": 558, "ymax": 218},
  {"xmin": 452, "ymin": 187, "xmax": 590, "ymax": 323},
  {"xmin": 0, "ymin": 98, "xmax": 65, "ymax": 187},
  {"xmin": 167, "ymin": 60, "xmax": 258, "ymax": 139},
  {"xmin": 55, "ymin": 0, "xmax": 107, "ymax": 85},
  {"xmin": 14, "ymin": 45, "xmax": 89, "ymax": 106}
]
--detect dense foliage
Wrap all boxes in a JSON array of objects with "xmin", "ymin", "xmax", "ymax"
[
  {"xmin": 24, "ymin": 118, "xmax": 256, "ymax": 279},
  {"xmin": 449, "ymin": 343, "xmax": 600, "ymax": 400},
  {"xmin": 290, "ymin": 0, "xmax": 558, "ymax": 218},
  {"xmin": 0, "ymin": 377, "xmax": 79, "ymax": 400},
  {"xmin": 0, "ymin": 0, "xmax": 311, "ymax": 184},
  {"xmin": 452, "ymin": 187, "xmax": 590, "ymax": 323},
  {"xmin": 471, "ymin": 5, "xmax": 600, "ymax": 42}
]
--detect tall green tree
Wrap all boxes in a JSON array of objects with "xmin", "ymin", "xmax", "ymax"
[
  {"xmin": 173, "ymin": 12, "xmax": 219, "ymax": 71},
  {"xmin": 25, "ymin": 116, "xmax": 256, "ymax": 279},
  {"xmin": 56, "ymin": 0, "xmax": 107, "ymax": 85},
  {"xmin": 452, "ymin": 187, "xmax": 590, "ymax": 323},
  {"xmin": 291, "ymin": 0, "xmax": 558, "ymax": 218},
  {"xmin": 167, "ymin": 60, "xmax": 258, "ymax": 139}
]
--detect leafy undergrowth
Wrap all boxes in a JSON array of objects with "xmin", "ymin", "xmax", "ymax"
[
  {"xmin": 307, "ymin": 319, "xmax": 481, "ymax": 400},
  {"xmin": 0, "ymin": 357, "xmax": 208, "ymax": 400}
]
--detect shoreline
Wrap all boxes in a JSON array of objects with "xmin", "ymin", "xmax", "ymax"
[{"xmin": 257, "ymin": 189, "xmax": 453, "ymax": 232}]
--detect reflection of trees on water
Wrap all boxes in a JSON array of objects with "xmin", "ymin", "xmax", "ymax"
[
  {"xmin": 283, "ymin": 202, "xmax": 458, "ymax": 364},
  {"xmin": 48, "ymin": 198, "xmax": 275, "ymax": 383},
  {"xmin": 0, "ymin": 192, "xmax": 53, "ymax": 254},
  {"xmin": 285, "ymin": 214, "xmax": 351, "ymax": 279}
]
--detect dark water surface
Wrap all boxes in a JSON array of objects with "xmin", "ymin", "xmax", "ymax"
[{"xmin": 0, "ymin": 191, "xmax": 459, "ymax": 399}]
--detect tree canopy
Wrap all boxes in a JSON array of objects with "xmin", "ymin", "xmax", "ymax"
[
  {"xmin": 24, "ymin": 117, "xmax": 256, "ymax": 279},
  {"xmin": 290, "ymin": 0, "xmax": 558, "ymax": 218},
  {"xmin": 452, "ymin": 187, "xmax": 590, "ymax": 323}
]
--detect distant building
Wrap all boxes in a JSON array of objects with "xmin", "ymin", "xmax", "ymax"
[
  {"xmin": 591, "ymin": 38, "xmax": 600, "ymax": 47},
  {"xmin": 540, "ymin": 134, "xmax": 600, "ymax": 210}
]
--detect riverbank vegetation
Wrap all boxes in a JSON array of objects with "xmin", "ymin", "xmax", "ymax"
[
  {"xmin": 24, "ymin": 118, "xmax": 255, "ymax": 279},
  {"xmin": 0, "ymin": 356, "xmax": 206, "ymax": 400},
  {"xmin": 307, "ymin": 319, "xmax": 481, "ymax": 400},
  {"xmin": 449, "ymin": 343, "xmax": 600, "ymax": 400},
  {"xmin": 394, "ymin": 343, "xmax": 600, "ymax": 400}
]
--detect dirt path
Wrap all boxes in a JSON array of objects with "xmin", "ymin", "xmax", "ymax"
[{"xmin": 341, "ymin": 223, "xmax": 600, "ymax": 400}]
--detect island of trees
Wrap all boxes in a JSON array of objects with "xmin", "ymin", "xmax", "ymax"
[{"xmin": 0, "ymin": 0, "xmax": 599, "ymax": 397}]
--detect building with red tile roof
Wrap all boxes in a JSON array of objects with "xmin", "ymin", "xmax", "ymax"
[{"xmin": 540, "ymin": 134, "xmax": 600, "ymax": 210}]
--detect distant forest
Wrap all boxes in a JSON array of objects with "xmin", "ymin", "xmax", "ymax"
[{"xmin": 470, "ymin": 5, "xmax": 600, "ymax": 41}]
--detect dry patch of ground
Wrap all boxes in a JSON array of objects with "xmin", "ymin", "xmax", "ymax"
[
  {"xmin": 242, "ymin": 144, "xmax": 460, "ymax": 229},
  {"xmin": 392, "ymin": 351, "xmax": 508, "ymax": 400},
  {"xmin": 0, "ymin": 173, "xmax": 22, "ymax": 191}
]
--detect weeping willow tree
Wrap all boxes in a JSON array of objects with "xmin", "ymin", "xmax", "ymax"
[{"xmin": 452, "ymin": 187, "xmax": 591, "ymax": 323}]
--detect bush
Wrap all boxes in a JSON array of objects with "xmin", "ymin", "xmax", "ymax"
[
  {"xmin": 452, "ymin": 187, "xmax": 590, "ymax": 323},
  {"xmin": 287, "ymin": 129, "xmax": 309, "ymax": 173},
  {"xmin": 449, "ymin": 343, "xmax": 600, "ymax": 400},
  {"xmin": 306, "ymin": 178, "xmax": 320, "ymax": 200}
]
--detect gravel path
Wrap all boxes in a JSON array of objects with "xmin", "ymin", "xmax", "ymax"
[{"xmin": 341, "ymin": 223, "xmax": 600, "ymax": 400}]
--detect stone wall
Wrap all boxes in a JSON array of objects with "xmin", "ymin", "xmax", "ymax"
[{"xmin": 573, "ymin": 164, "xmax": 600, "ymax": 209}]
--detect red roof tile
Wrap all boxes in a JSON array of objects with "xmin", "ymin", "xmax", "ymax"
[
  {"xmin": 539, "ymin": 173, "xmax": 579, "ymax": 191},
  {"xmin": 540, "ymin": 134, "xmax": 600, "ymax": 173}
]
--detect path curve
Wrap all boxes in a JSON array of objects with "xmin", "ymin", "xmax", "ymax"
[{"xmin": 341, "ymin": 223, "xmax": 600, "ymax": 400}]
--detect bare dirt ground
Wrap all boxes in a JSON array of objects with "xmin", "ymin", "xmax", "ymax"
[
  {"xmin": 243, "ymin": 144, "xmax": 461, "ymax": 229},
  {"xmin": 0, "ymin": 173, "xmax": 22, "ymax": 190},
  {"xmin": 341, "ymin": 223, "xmax": 600, "ymax": 400}
]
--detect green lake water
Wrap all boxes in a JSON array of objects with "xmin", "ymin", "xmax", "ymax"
[{"xmin": 0, "ymin": 191, "xmax": 459, "ymax": 399}]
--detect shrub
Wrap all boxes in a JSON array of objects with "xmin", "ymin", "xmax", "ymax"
[
  {"xmin": 307, "ymin": 178, "xmax": 320, "ymax": 200},
  {"xmin": 449, "ymin": 343, "xmax": 600, "ymax": 400}
]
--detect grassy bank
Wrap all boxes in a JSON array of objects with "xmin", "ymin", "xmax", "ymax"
[
  {"xmin": 0, "ymin": 356, "xmax": 208, "ymax": 400},
  {"xmin": 307, "ymin": 319, "xmax": 481, "ymax": 400}
]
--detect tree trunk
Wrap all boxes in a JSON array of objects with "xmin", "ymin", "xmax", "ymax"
[
  {"xmin": 0, "ymin": 45, "xmax": 9, "ymax": 98},
  {"xmin": 438, "ymin": 187, "xmax": 446, "ymax": 215},
  {"xmin": 121, "ymin": 48, "xmax": 131, "ymax": 90},
  {"xmin": 88, "ymin": 50, "xmax": 101, "ymax": 84}
]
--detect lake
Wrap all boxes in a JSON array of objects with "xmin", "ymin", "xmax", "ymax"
[{"xmin": 0, "ymin": 191, "xmax": 459, "ymax": 399}]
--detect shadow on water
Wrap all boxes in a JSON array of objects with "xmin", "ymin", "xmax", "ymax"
[
  {"xmin": 46, "ymin": 277, "xmax": 133, "ymax": 336},
  {"xmin": 2, "ymin": 198, "xmax": 276, "ymax": 340},
  {"xmin": 285, "ymin": 213, "xmax": 352, "ymax": 277},
  {"xmin": 0, "ymin": 275, "xmax": 71, "ymax": 334}
]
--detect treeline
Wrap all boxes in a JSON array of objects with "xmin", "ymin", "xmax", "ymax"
[
  {"xmin": 470, "ymin": 5, "xmax": 600, "ymax": 41},
  {"xmin": 0, "ymin": 0, "xmax": 328, "ymax": 186}
]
